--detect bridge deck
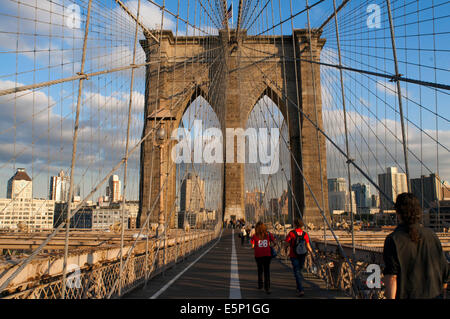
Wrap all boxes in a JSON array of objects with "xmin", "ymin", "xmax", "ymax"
[{"xmin": 124, "ymin": 229, "xmax": 349, "ymax": 299}]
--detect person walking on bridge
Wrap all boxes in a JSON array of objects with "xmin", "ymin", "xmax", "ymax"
[
  {"xmin": 251, "ymin": 221, "xmax": 276, "ymax": 294},
  {"xmin": 383, "ymin": 193, "xmax": 449, "ymax": 299},
  {"xmin": 240, "ymin": 225, "xmax": 247, "ymax": 246},
  {"xmin": 245, "ymin": 225, "xmax": 251, "ymax": 245},
  {"xmin": 284, "ymin": 218, "xmax": 314, "ymax": 297},
  {"xmin": 249, "ymin": 225, "xmax": 256, "ymax": 242}
]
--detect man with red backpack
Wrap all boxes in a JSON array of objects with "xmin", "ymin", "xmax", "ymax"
[{"xmin": 285, "ymin": 218, "xmax": 314, "ymax": 297}]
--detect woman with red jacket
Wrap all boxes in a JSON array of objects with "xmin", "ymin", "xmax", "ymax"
[{"xmin": 251, "ymin": 222, "xmax": 276, "ymax": 294}]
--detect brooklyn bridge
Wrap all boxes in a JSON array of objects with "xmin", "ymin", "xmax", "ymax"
[{"xmin": 0, "ymin": 0, "xmax": 448, "ymax": 300}]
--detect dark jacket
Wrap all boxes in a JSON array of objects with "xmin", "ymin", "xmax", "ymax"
[{"xmin": 383, "ymin": 224, "xmax": 449, "ymax": 299}]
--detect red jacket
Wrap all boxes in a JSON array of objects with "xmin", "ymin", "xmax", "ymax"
[
  {"xmin": 285, "ymin": 228, "xmax": 310, "ymax": 258},
  {"xmin": 251, "ymin": 233, "xmax": 275, "ymax": 258}
]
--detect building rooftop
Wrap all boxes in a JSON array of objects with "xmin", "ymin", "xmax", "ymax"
[{"xmin": 10, "ymin": 168, "xmax": 32, "ymax": 182}]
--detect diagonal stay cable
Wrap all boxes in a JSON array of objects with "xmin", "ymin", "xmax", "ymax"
[
  {"xmin": 0, "ymin": 59, "xmax": 221, "ymax": 293},
  {"xmin": 239, "ymin": 46, "xmax": 396, "ymax": 209}
]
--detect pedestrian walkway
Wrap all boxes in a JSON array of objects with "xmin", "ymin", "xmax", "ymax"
[{"xmin": 124, "ymin": 229, "xmax": 349, "ymax": 299}]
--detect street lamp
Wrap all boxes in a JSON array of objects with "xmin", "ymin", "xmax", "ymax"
[{"xmin": 147, "ymin": 108, "xmax": 175, "ymax": 238}]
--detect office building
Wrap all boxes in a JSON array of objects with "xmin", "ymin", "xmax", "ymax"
[
  {"xmin": 49, "ymin": 170, "xmax": 70, "ymax": 202},
  {"xmin": 1, "ymin": 168, "xmax": 54, "ymax": 231},
  {"xmin": 352, "ymin": 183, "xmax": 371, "ymax": 214},
  {"xmin": 328, "ymin": 178, "xmax": 356, "ymax": 215},
  {"xmin": 107, "ymin": 175, "xmax": 122, "ymax": 203},
  {"xmin": 378, "ymin": 167, "xmax": 408, "ymax": 211},
  {"xmin": 7, "ymin": 168, "xmax": 32, "ymax": 199},
  {"xmin": 328, "ymin": 190, "xmax": 356, "ymax": 214},
  {"xmin": 54, "ymin": 201, "xmax": 139, "ymax": 230},
  {"xmin": 245, "ymin": 189, "xmax": 264, "ymax": 222},
  {"xmin": 424, "ymin": 200, "xmax": 450, "ymax": 231},
  {"xmin": 328, "ymin": 178, "xmax": 347, "ymax": 193},
  {"xmin": 411, "ymin": 173, "xmax": 443, "ymax": 209},
  {"xmin": 180, "ymin": 174, "xmax": 205, "ymax": 213}
]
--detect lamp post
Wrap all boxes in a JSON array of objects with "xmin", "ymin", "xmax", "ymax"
[
  {"xmin": 156, "ymin": 124, "xmax": 166, "ymax": 238},
  {"xmin": 147, "ymin": 108, "xmax": 176, "ymax": 238}
]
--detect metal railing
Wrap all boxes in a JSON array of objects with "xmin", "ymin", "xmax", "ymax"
[
  {"xmin": 272, "ymin": 231, "xmax": 384, "ymax": 299},
  {"xmin": 2, "ymin": 228, "xmax": 221, "ymax": 299}
]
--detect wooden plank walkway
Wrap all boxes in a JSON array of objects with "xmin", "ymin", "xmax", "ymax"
[{"xmin": 124, "ymin": 229, "xmax": 350, "ymax": 299}]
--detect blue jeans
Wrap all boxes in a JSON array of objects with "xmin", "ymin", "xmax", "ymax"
[{"xmin": 290, "ymin": 255, "xmax": 306, "ymax": 292}]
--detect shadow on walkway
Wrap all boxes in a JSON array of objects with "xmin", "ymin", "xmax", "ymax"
[
  {"xmin": 124, "ymin": 229, "xmax": 350, "ymax": 299},
  {"xmin": 235, "ymin": 231, "xmax": 350, "ymax": 299}
]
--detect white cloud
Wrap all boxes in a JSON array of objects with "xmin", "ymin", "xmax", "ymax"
[
  {"xmin": 113, "ymin": 0, "xmax": 176, "ymax": 31},
  {"xmin": 376, "ymin": 80, "xmax": 412, "ymax": 99},
  {"xmin": 322, "ymin": 107, "xmax": 450, "ymax": 183},
  {"xmin": 0, "ymin": 0, "xmax": 176, "ymax": 76},
  {"xmin": 321, "ymin": 47, "xmax": 339, "ymax": 64},
  {"xmin": 0, "ymin": 79, "xmax": 143, "ymax": 197}
]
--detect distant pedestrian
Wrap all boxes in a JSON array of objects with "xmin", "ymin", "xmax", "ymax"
[
  {"xmin": 249, "ymin": 225, "xmax": 256, "ymax": 236},
  {"xmin": 249, "ymin": 225, "xmax": 256, "ymax": 245},
  {"xmin": 240, "ymin": 226, "xmax": 247, "ymax": 246},
  {"xmin": 284, "ymin": 218, "xmax": 314, "ymax": 297},
  {"xmin": 383, "ymin": 193, "xmax": 449, "ymax": 299},
  {"xmin": 251, "ymin": 221, "xmax": 276, "ymax": 294},
  {"xmin": 245, "ymin": 225, "xmax": 251, "ymax": 244}
]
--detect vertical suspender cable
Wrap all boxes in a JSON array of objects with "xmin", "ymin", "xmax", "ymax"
[
  {"xmin": 385, "ymin": 0, "xmax": 411, "ymax": 192},
  {"xmin": 118, "ymin": 0, "xmax": 142, "ymax": 297},
  {"xmin": 62, "ymin": 0, "xmax": 93, "ymax": 299},
  {"xmin": 331, "ymin": 0, "xmax": 356, "ymax": 259}
]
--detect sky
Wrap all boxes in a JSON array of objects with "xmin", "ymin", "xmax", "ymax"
[
  {"xmin": 319, "ymin": 0, "xmax": 450, "ymax": 188},
  {"xmin": 0, "ymin": 0, "xmax": 448, "ymax": 204}
]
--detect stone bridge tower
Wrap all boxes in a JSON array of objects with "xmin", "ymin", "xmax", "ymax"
[{"xmin": 137, "ymin": 29, "xmax": 329, "ymax": 229}]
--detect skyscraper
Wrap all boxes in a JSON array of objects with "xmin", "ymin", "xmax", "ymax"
[
  {"xmin": 49, "ymin": 170, "xmax": 70, "ymax": 202},
  {"xmin": 352, "ymin": 183, "xmax": 371, "ymax": 214},
  {"xmin": 378, "ymin": 167, "xmax": 408, "ymax": 211},
  {"xmin": 180, "ymin": 174, "xmax": 205, "ymax": 213},
  {"xmin": 411, "ymin": 173, "xmax": 443, "ymax": 209},
  {"xmin": 245, "ymin": 189, "xmax": 265, "ymax": 222},
  {"xmin": 328, "ymin": 178, "xmax": 347, "ymax": 193},
  {"xmin": 279, "ymin": 189, "xmax": 290, "ymax": 218},
  {"xmin": 107, "ymin": 175, "xmax": 122, "ymax": 203},
  {"xmin": 328, "ymin": 178, "xmax": 356, "ymax": 214}
]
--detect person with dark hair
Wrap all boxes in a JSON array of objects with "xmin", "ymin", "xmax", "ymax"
[
  {"xmin": 251, "ymin": 221, "xmax": 276, "ymax": 294},
  {"xmin": 383, "ymin": 193, "xmax": 449, "ymax": 299},
  {"xmin": 284, "ymin": 218, "xmax": 314, "ymax": 297},
  {"xmin": 245, "ymin": 225, "xmax": 251, "ymax": 244}
]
